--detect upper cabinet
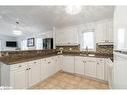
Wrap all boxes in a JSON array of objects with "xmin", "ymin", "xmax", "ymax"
[
  {"xmin": 55, "ymin": 27, "xmax": 78, "ymax": 46},
  {"xmin": 96, "ymin": 19, "xmax": 113, "ymax": 43},
  {"xmin": 55, "ymin": 19, "xmax": 113, "ymax": 46}
]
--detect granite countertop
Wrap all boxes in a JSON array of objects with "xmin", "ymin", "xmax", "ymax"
[
  {"xmin": 0, "ymin": 54, "xmax": 57, "ymax": 65},
  {"xmin": 0, "ymin": 51, "xmax": 113, "ymax": 65}
]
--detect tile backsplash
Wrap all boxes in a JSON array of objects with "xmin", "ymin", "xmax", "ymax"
[
  {"xmin": 96, "ymin": 44, "xmax": 113, "ymax": 54},
  {"xmin": 56, "ymin": 44, "xmax": 113, "ymax": 54}
]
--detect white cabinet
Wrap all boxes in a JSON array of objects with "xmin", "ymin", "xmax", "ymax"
[
  {"xmin": 1, "ymin": 60, "xmax": 41, "ymax": 89},
  {"xmin": 57, "ymin": 55, "xmax": 63, "ymax": 69},
  {"xmin": 75, "ymin": 56, "xmax": 85, "ymax": 75},
  {"xmin": 9, "ymin": 62, "xmax": 28, "ymax": 89},
  {"xmin": 84, "ymin": 58, "xmax": 97, "ymax": 78},
  {"xmin": 46, "ymin": 57, "xmax": 55, "ymax": 77},
  {"xmin": 75, "ymin": 56, "xmax": 105, "ymax": 80},
  {"xmin": 28, "ymin": 60, "xmax": 41, "ymax": 87},
  {"xmin": 40, "ymin": 58, "xmax": 48, "ymax": 81},
  {"xmin": 53, "ymin": 56, "xmax": 61, "ymax": 73},
  {"xmin": 96, "ymin": 19, "xmax": 113, "ymax": 43},
  {"xmin": 96, "ymin": 59, "xmax": 105, "ymax": 80},
  {"xmin": 62, "ymin": 56, "xmax": 74, "ymax": 73},
  {"xmin": 55, "ymin": 27, "xmax": 78, "ymax": 45},
  {"xmin": 40, "ymin": 56, "xmax": 61, "ymax": 82},
  {"xmin": 11, "ymin": 69, "xmax": 27, "ymax": 89}
]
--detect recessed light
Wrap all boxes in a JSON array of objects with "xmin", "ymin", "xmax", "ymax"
[{"xmin": 13, "ymin": 30, "xmax": 22, "ymax": 36}]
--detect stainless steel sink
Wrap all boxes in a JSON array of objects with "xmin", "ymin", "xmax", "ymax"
[
  {"xmin": 88, "ymin": 54, "xmax": 95, "ymax": 56},
  {"xmin": 80, "ymin": 54, "xmax": 95, "ymax": 56}
]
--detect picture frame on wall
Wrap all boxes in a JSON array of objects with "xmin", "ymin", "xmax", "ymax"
[{"xmin": 27, "ymin": 38, "xmax": 35, "ymax": 47}]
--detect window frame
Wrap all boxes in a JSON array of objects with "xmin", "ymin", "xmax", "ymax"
[{"xmin": 81, "ymin": 30, "xmax": 96, "ymax": 51}]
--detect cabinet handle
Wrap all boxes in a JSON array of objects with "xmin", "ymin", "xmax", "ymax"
[
  {"xmin": 83, "ymin": 61, "xmax": 86, "ymax": 63},
  {"xmin": 97, "ymin": 63, "xmax": 99, "ymax": 65},
  {"xmin": 34, "ymin": 62, "xmax": 37, "ymax": 64},
  {"xmin": 48, "ymin": 62, "xmax": 51, "ymax": 64}
]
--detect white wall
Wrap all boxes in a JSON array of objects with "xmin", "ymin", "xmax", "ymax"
[
  {"xmin": 0, "ymin": 35, "xmax": 17, "ymax": 51},
  {"xmin": 17, "ymin": 31, "xmax": 53, "ymax": 50},
  {"xmin": 114, "ymin": 6, "xmax": 127, "ymax": 51}
]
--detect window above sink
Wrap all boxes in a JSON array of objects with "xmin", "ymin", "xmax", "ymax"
[{"xmin": 81, "ymin": 30, "xmax": 96, "ymax": 51}]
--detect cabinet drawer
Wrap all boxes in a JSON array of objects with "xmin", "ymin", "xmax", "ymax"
[{"xmin": 10, "ymin": 62, "xmax": 28, "ymax": 71}]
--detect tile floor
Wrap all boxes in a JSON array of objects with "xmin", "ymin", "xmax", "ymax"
[{"xmin": 32, "ymin": 71, "xmax": 109, "ymax": 89}]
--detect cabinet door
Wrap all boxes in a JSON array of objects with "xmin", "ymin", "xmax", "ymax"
[
  {"xmin": 96, "ymin": 23, "xmax": 105, "ymax": 42},
  {"xmin": 46, "ymin": 57, "xmax": 54, "ymax": 77},
  {"xmin": 62, "ymin": 56, "xmax": 74, "ymax": 73},
  {"xmin": 96, "ymin": 59, "xmax": 105, "ymax": 80},
  {"xmin": 53, "ymin": 56, "xmax": 61, "ymax": 73},
  {"xmin": 107, "ymin": 21, "xmax": 113, "ymax": 42},
  {"xmin": 55, "ymin": 27, "xmax": 78, "ymax": 45},
  {"xmin": 75, "ymin": 56, "xmax": 85, "ymax": 75},
  {"xmin": 51, "ymin": 56, "xmax": 57, "ymax": 74},
  {"xmin": 28, "ymin": 60, "xmax": 41, "ymax": 87},
  {"xmin": 40, "ymin": 58, "xmax": 48, "ymax": 81},
  {"xmin": 57, "ymin": 55, "xmax": 63, "ymax": 69},
  {"xmin": 12, "ymin": 69, "xmax": 27, "ymax": 89},
  {"xmin": 84, "ymin": 59, "xmax": 96, "ymax": 78},
  {"xmin": 96, "ymin": 19, "xmax": 113, "ymax": 43}
]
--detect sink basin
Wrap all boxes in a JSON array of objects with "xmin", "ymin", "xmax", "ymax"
[
  {"xmin": 80, "ymin": 54, "xmax": 95, "ymax": 57},
  {"xmin": 88, "ymin": 54, "xmax": 95, "ymax": 56}
]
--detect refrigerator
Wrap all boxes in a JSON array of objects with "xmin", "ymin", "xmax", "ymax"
[
  {"xmin": 43, "ymin": 38, "xmax": 53, "ymax": 49},
  {"xmin": 112, "ymin": 6, "xmax": 127, "ymax": 89}
]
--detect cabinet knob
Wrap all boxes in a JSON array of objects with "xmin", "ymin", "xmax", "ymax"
[
  {"xmin": 83, "ymin": 61, "xmax": 86, "ymax": 63},
  {"xmin": 29, "ymin": 68, "xmax": 31, "ymax": 70},
  {"xmin": 19, "ymin": 65, "xmax": 22, "ymax": 67},
  {"xmin": 34, "ymin": 62, "xmax": 37, "ymax": 64},
  {"xmin": 48, "ymin": 62, "xmax": 51, "ymax": 64},
  {"xmin": 97, "ymin": 63, "xmax": 99, "ymax": 65},
  {"xmin": 26, "ymin": 68, "xmax": 29, "ymax": 70}
]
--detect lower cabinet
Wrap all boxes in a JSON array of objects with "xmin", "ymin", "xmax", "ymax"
[
  {"xmin": 10, "ymin": 67, "xmax": 28, "ymax": 89},
  {"xmin": 53, "ymin": 56, "xmax": 61, "ymax": 73},
  {"xmin": 40, "ymin": 56, "xmax": 61, "ymax": 82},
  {"xmin": 84, "ymin": 58, "xmax": 97, "ymax": 78},
  {"xmin": 96, "ymin": 58, "xmax": 105, "ymax": 80},
  {"xmin": 28, "ymin": 60, "xmax": 41, "ymax": 87},
  {"xmin": 40, "ymin": 58, "xmax": 48, "ymax": 81},
  {"xmin": 0, "ymin": 55, "xmax": 111, "ymax": 89},
  {"xmin": 75, "ymin": 57, "xmax": 107, "ymax": 81},
  {"xmin": 10, "ymin": 60, "xmax": 41, "ymax": 89},
  {"xmin": 75, "ymin": 56, "xmax": 85, "ymax": 75},
  {"xmin": 62, "ymin": 56, "xmax": 75, "ymax": 73}
]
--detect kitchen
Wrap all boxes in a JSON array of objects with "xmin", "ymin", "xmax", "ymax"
[{"xmin": 0, "ymin": 6, "xmax": 126, "ymax": 89}]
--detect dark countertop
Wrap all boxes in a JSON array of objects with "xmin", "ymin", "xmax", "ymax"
[{"xmin": 0, "ymin": 52, "xmax": 113, "ymax": 65}]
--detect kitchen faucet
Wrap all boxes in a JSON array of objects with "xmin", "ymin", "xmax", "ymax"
[{"xmin": 85, "ymin": 46, "xmax": 89, "ymax": 55}]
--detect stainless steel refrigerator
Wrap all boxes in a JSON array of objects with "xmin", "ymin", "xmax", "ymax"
[{"xmin": 43, "ymin": 38, "xmax": 53, "ymax": 49}]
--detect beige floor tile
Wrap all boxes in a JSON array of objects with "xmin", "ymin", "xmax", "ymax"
[{"xmin": 32, "ymin": 72, "xmax": 109, "ymax": 89}]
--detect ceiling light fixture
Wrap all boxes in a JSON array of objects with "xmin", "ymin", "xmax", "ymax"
[
  {"xmin": 65, "ymin": 6, "xmax": 82, "ymax": 15},
  {"xmin": 13, "ymin": 30, "xmax": 22, "ymax": 36}
]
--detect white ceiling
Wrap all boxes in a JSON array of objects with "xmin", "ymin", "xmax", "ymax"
[{"xmin": 0, "ymin": 6, "xmax": 114, "ymax": 37}]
